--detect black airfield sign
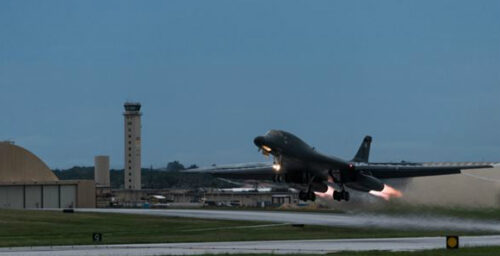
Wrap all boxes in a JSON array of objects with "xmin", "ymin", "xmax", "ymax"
[{"xmin": 93, "ymin": 233, "xmax": 102, "ymax": 242}]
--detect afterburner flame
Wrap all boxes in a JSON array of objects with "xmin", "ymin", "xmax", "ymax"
[
  {"xmin": 314, "ymin": 185, "xmax": 335, "ymax": 199},
  {"xmin": 314, "ymin": 176, "xmax": 335, "ymax": 200},
  {"xmin": 369, "ymin": 184, "xmax": 403, "ymax": 200}
]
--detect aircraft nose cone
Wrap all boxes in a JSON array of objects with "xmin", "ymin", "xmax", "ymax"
[{"xmin": 253, "ymin": 136, "xmax": 265, "ymax": 147}]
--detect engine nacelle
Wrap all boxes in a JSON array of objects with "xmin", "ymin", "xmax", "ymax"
[
  {"xmin": 346, "ymin": 172, "xmax": 384, "ymax": 192},
  {"xmin": 310, "ymin": 182, "xmax": 328, "ymax": 193}
]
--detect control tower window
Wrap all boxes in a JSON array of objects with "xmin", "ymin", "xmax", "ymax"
[{"xmin": 124, "ymin": 104, "xmax": 141, "ymax": 112}]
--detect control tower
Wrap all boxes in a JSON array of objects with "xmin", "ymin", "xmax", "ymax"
[{"xmin": 123, "ymin": 102, "xmax": 142, "ymax": 190}]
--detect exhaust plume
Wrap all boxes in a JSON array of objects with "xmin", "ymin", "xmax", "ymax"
[
  {"xmin": 315, "ymin": 185, "xmax": 335, "ymax": 199},
  {"xmin": 369, "ymin": 184, "xmax": 403, "ymax": 200}
]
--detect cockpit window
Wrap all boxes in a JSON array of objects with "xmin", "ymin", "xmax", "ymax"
[{"xmin": 265, "ymin": 130, "xmax": 281, "ymax": 137}]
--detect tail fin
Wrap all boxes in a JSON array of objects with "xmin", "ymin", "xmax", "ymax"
[{"xmin": 352, "ymin": 136, "xmax": 372, "ymax": 162}]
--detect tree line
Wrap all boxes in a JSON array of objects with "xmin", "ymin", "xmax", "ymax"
[{"xmin": 52, "ymin": 161, "xmax": 230, "ymax": 189}]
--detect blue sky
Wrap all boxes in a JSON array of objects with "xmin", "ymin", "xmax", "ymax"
[{"xmin": 1, "ymin": 1, "xmax": 499, "ymax": 169}]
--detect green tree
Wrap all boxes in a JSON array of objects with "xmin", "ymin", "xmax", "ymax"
[{"xmin": 166, "ymin": 161, "xmax": 185, "ymax": 172}]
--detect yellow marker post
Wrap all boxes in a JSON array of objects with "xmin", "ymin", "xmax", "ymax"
[{"xmin": 446, "ymin": 236, "xmax": 459, "ymax": 249}]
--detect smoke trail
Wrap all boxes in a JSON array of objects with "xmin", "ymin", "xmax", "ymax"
[{"xmin": 462, "ymin": 173, "xmax": 500, "ymax": 183}]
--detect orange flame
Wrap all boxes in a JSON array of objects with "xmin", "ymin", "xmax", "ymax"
[
  {"xmin": 314, "ymin": 176, "xmax": 335, "ymax": 199},
  {"xmin": 314, "ymin": 185, "xmax": 335, "ymax": 199},
  {"xmin": 369, "ymin": 184, "xmax": 403, "ymax": 200}
]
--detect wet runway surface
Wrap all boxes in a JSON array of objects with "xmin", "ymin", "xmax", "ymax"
[
  {"xmin": 77, "ymin": 208, "xmax": 500, "ymax": 232},
  {"xmin": 2, "ymin": 235, "xmax": 500, "ymax": 255}
]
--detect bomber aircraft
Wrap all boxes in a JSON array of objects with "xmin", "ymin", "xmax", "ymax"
[{"xmin": 185, "ymin": 130, "xmax": 498, "ymax": 202}]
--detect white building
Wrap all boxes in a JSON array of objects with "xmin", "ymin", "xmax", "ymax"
[{"xmin": 94, "ymin": 155, "xmax": 110, "ymax": 187}]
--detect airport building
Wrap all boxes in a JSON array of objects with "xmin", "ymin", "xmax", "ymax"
[
  {"xmin": 123, "ymin": 102, "xmax": 142, "ymax": 190},
  {"xmin": 94, "ymin": 155, "xmax": 110, "ymax": 187},
  {"xmin": 0, "ymin": 141, "xmax": 95, "ymax": 209},
  {"xmin": 99, "ymin": 188, "xmax": 298, "ymax": 208}
]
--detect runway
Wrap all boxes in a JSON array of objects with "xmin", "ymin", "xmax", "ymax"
[
  {"xmin": 2, "ymin": 235, "xmax": 500, "ymax": 255},
  {"xmin": 9, "ymin": 209, "xmax": 500, "ymax": 255},
  {"xmin": 76, "ymin": 208, "xmax": 500, "ymax": 232}
]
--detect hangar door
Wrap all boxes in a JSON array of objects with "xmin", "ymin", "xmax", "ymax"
[
  {"xmin": 0, "ymin": 184, "xmax": 77, "ymax": 209},
  {"xmin": 43, "ymin": 185, "xmax": 59, "ymax": 208},
  {"xmin": 25, "ymin": 185, "xmax": 42, "ymax": 208},
  {"xmin": 42, "ymin": 185, "xmax": 77, "ymax": 208},
  {"xmin": 0, "ymin": 186, "xmax": 23, "ymax": 209},
  {"xmin": 60, "ymin": 185, "xmax": 76, "ymax": 208}
]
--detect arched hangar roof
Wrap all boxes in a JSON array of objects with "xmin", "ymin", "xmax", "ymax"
[{"xmin": 0, "ymin": 142, "xmax": 58, "ymax": 183}]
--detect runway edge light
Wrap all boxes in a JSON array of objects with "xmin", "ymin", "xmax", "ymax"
[{"xmin": 446, "ymin": 236, "xmax": 459, "ymax": 249}]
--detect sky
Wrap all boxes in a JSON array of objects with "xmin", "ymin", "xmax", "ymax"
[{"xmin": 1, "ymin": 0, "xmax": 499, "ymax": 169}]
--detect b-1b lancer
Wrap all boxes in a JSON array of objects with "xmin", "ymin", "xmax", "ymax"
[{"xmin": 186, "ymin": 130, "xmax": 498, "ymax": 202}]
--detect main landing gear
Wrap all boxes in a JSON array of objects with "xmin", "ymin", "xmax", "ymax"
[
  {"xmin": 299, "ymin": 189, "xmax": 349, "ymax": 202},
  {"xmin": 333, "ymin": 190, "xmax": 350, "ymax": 201},
  {"xmin": 298, "ymin": 190, "xmax": 316, "ymax": 201}
]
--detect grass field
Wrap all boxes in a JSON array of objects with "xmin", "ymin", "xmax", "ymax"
[{"xmin": 0, "ymin": 209, "xmax": 493, "ymax": 247}]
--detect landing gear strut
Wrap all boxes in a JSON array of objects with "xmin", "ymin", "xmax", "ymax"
[
  {"xmin": 298, "ymin": 190, "xmax": 316, "ymax": 201},
  {"xmin": 333, "ymin": 190, "xmax": 350, "ymax": 201}
]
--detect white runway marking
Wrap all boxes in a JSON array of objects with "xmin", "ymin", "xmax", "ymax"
[{"xmin": 1, "ymin": 236, "xmax": 500, "ymax": 255}]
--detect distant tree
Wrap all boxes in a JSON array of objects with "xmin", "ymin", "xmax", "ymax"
[
  {"xmin": 186, "ymin": 164, "xmax": 198, "ymax": 169},
  {"xmin": 54, "ymin": 165, "xmax": 233, "ymax": 189},
  {"xmin": 53, "ymin": 166, "xmax": 93, "ymax": 180},
  {"xmin": 166, "ymin": 161, "xmax": 185, "ymax": 172}
]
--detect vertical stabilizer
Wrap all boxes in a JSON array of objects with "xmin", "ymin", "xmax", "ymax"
[{"xmin": 352, "ymin": 136, "xmax": 372, "ymax": 162}]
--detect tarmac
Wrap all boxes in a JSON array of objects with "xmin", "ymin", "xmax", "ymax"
[
  {"xmin": 1, "ymin": 236, "xmax": 500, "ymax": 255},
  {"xmin": 77, "ymin": 208, "xmax": 500, "ymax": 232}
]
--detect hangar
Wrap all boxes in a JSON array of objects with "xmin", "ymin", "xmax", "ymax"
[{"xmin": 0, "ymin": 141, "xmax": 95, "ymax": 209}]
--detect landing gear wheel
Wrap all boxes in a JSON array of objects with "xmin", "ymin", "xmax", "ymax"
[
  {"xmin": 343, "ymin": 191, "xmax": 350, "ymax": 201},
  {"xmin": 307, "ymin": 191, "xmax": 316, "ymax": 201},
  {"xmin": 298, "ymin": 190, "xmax": 316, "ymax": 201},
  {"xmin": 333, "ymin": 191, "xmax": 341, "ymax": 201},
  {"xmin": 299, "ymin": 191, "xmax": 308, "ymax": 201},
  {"xmin": 333, "ymin": 190, "xmax": 350, "ymax": 201}
]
